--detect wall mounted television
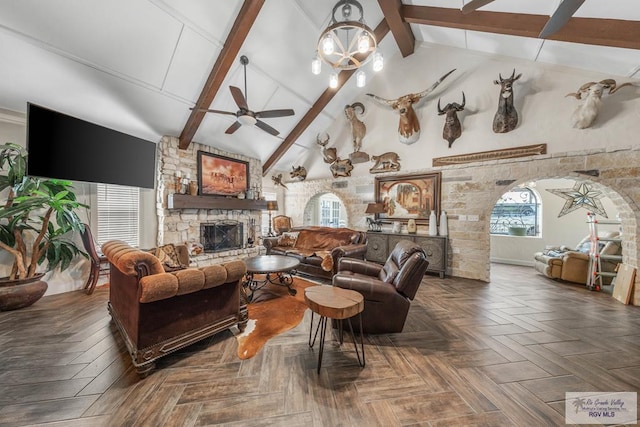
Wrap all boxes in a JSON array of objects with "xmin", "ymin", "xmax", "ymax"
[{"xmin": 26, "ymin": 103, "xmax": 156, "ymax": 189}]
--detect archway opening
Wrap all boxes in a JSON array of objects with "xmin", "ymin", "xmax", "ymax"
[
  {"xmin": 489, "ymin": 177, "xmax": 630, "ymax": 291},
  {"xmin": 303, "ymin": 192, "xmax": 348, "ymax": 228}
]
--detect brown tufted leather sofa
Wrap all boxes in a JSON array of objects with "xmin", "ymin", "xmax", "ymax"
[
  {"xmin": 263, "ymin": 226, "xmax": 368, "ymax": 279},
  {"xmin": 332, "ymin": 239, "xmax": 429, "ymax": 334},
  {"xmin": 102, "ymin": 240, "xmax": 248, "ymax": 377}
]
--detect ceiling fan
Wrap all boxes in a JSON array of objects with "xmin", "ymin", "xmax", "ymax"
[
  {"xmin": 191, "ymin": 55, "xmax": 295, "ymax": 136},
  {"xmin": 461, "ymin": 0, "xmax": 585, "ymax": 38}
]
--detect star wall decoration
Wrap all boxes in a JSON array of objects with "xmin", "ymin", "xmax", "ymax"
[{"xmin": 546, "ymin": 181, "xmax": 608, "ymax": 218}]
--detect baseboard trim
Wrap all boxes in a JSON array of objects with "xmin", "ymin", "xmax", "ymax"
[{"xmin": 490, "ymin": 258, "xmax": 535, "ymax": 267}]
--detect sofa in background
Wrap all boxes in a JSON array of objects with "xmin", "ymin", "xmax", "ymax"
[
  {"xmin": 102, "ymin": 240, "xmax": 247, "ymax": 377},
  {"xmin": 263, "ymin": 226, "xmax": 367, "ymax": 279},
  {"xmin": 534, "ymin": 232, "xmax": 621, "ymax": 285}
]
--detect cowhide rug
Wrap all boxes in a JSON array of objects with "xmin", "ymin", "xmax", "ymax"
[{"xmin": 236, "ymin": 276, "xmax": 319, "ymax": 359}]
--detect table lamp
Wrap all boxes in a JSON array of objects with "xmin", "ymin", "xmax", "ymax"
[
  {"xmin": 266, "ymin": 200, "xmax": 279, "ymax": 236},
  {"xmin": 365, "ymin": 203, "xmax": 385, "ymax": 232}
]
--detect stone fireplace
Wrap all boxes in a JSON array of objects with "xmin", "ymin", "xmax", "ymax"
[
  {"xmin": 156, "ymin": 136, "xmax": 263, "ymax": 267},
  {"xmin": 200, "ymin": 221, "xmax": 244, "ymax": 253}
]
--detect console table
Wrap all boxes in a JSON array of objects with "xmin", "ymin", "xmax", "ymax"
[{"xmin": 366, "ymin": 231, "xmax": 447, "ymax": 278}]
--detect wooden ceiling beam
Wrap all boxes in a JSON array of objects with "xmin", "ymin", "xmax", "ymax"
[
  {"xmin": 262, "ymin": 19, "xmax": 390, "ymax": 176},
  {"xmin": 401, "ymin": 6, "xmax": 640, "ymax": 51},
  {"xmin": 377, "ymin": 0, "xmax": 414, "ymax": 57},
  {"xmin": 178, "ymin": 0, "xmax": 265, "ymax": 150}
]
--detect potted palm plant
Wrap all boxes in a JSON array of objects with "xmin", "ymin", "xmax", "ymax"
[{"xmin": 0, "ymin": 142, "xmax": 87, "ymax": 311}]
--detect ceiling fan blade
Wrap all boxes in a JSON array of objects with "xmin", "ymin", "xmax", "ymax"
[
  {"xmin": 461, "ymin": 0, "xmax": 495, "ymax": 15},
  {"xmin": 225, "ymin": 121, "xmax": 242, "ymax": 134},
  {"xmin": 255, "ymin": 119, "xmax": 280, "ymax": 136},
  {"xmin": 255, "ymin": 109, "xmax": 295, "ymax": 119},
  {"xmin": 190, "ymin": 107, "xmax": 237, "ymax": 116},
  {"xmin": 229, "ymin": 86, "xmax": 248, "ymax": 110},
  {"xmin": 539, "ymin": 0, "xmax": 585, "ymax": 39}
]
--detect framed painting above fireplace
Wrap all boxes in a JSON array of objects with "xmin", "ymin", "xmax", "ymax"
[{"xmin": 197, "ymin": 151, "xmax": 249, "ymax": 196}]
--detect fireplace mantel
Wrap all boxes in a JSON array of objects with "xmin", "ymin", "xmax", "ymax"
[{"xmin": 167, "ymin": 194, "xmax": 268, "ymax": 210}]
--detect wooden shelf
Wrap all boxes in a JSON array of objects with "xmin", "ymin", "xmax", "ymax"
[{"xmin": 168, "ymin": 194, "xmax": 268, "ymax": 210}]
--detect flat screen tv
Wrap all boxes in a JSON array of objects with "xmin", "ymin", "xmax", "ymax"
[{"xmin": 26, "ymin": 103, "xmax": 156, "ymax": 189}]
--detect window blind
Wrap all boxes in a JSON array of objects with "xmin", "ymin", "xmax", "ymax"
[{"xmin": 97, "ymin": 183, "xmax": 140, "ymax": 246}]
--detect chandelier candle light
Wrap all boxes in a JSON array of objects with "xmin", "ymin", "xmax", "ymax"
[{"xmin": 312, "ymin": 0, "xmax": 383, "ymax": 88}]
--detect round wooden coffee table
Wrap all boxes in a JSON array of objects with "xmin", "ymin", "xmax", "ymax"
[
  {"xmin": 304, "ymin": 285, "xmax": 365, "ymax": 374},
  {"xmin": 243, "ymin": 255, "xmax": 300, "ymax": 302}
]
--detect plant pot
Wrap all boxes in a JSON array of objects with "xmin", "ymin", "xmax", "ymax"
[
  {"xmin": 0, "ymin": 274, "xmax": 48, "ymax": 311},
  {"xmin": 508, "ymin": 226, "xmax": 527, "ymax": 236}
]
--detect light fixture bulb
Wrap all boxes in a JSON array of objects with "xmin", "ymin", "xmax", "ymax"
[
  {"xmin": 322, "ymin": 34, "xmax": 334, "ymax": 55},
  {"xmin": 356, "ymin": 70, "xmax": 366, "ymax": 87},
  {"xmin": 358, "ymin": 32, "xmax": 370, "ymax": 53},
  {"xmin": 311, "ymin": 56, "xmax": 321, "ymax": 75},
  {"xmin": 329, "ymin": 72, "xmax": 339, "ymax": 88},
  {"xmin": 372, "ymin": 52, "xmax": 383, "ymax": 72},
  {"xmin": 238, "ymin": 115, "xmax": 257, "ymax": 126}
]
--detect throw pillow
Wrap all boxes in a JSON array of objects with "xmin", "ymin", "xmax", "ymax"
[
  {"xmin": 155, "ymin": 244, "xmax": 186, "ymax": 269},
  {"xmin": 278, "ymin": 232, "xmax": 298, "ymax": 247}
]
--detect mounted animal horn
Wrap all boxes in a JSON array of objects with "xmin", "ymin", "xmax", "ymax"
[
  {"xmin": 438, "ymin": 92, "xmax": 466, "ymax": 148},
  {"xmin": 367, "ymin": 69, "xmax": 456, "ymax": 144}
]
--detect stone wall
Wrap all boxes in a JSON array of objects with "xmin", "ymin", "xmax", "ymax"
[
  {"xmin": 283, "ymin": 146, "xmax": 640, "ymax": 304},
  {"xmin": 156, "ymin": 136, "xmax": 263, "ymax": 265}
]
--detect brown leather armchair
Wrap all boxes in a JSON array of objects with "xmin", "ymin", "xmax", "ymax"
[{"xmin": 332, "ymin": 239, "xmax": 429, "ymax": 334}]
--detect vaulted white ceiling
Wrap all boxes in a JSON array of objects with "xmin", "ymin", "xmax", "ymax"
[{"xmin": 0, "ymin": 0, "xmax": 638, "ymax": 174}]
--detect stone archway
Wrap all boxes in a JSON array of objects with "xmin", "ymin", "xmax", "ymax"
[
  {"xmin": 487, "ymin": 177, "xmax": 629, "ymax": 279},
  {"xmin": 440, "ymin": 148, "xmax": 639, "ymax": 304},
  {"xmin": 301, "ymin": 191, "xmax": 350, "ymax": 228}
]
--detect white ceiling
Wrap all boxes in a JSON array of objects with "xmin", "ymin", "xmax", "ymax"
[{"xmin": 0, "ymin": 0, "xmax": 638, "ymax": 172}]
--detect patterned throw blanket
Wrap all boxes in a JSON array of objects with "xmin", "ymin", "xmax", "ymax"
[{"xmin": 276, "ymin": 227, "xmax": 358, "ymax": 272}]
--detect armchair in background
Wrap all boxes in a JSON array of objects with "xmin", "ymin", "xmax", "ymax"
[
  {"xmin": 534, "ymin": 232, "xmax": 621, "ymax": 285},
  {"xmin": 332, "ymin": 239, "xmax": 429, "ymax": 334},
  {"xmin": 272, "ymin": 215, "xmax": 293, "ymax": 236}
]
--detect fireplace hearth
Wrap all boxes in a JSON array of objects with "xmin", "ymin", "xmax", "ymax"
[{"xmin": 200, "ymin": 221, "xmax": 244, "ymax": 253}]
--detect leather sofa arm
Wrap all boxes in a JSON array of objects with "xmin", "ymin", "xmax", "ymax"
[
  {"xmin": 337, "ymin": 257, "xmax": 383, "ymax": 277},
  {"xmin": 263, "ymin": 236, "xmax": 279, "ymax": 252},
  {"xmin": 333, "ymin": 272, "xmax": 397, "ymax": 301},
  {"xmin": 332, "ymin": 243, "xmax": 368, "ymax": 260}
]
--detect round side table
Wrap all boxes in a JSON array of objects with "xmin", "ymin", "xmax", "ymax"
[{"xmin": 304, "ymin": 285, "xmax": 365, "ymax": 374}]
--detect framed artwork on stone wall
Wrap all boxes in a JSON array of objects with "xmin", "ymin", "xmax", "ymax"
[
  {"xmin": 375, "ymin": 172, "xmax": 441, "ymax": 224},
  {"xmin": 197, "ymin": 151, "xmax": 249, "ymax": 196}
]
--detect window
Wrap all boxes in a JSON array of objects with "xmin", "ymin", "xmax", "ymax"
[
  {"xmin": 97, "ymin": 184, "xmax": 140, "ymax": 246},
  {"xmin": 319, "ymin": 194, "xmax": 341, "ymax": 227},
  {"xmin": 490, "ymin": 186, "xmax": 540, "ymax": 236}
]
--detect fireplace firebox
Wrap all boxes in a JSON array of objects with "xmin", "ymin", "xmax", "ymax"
[{"xmin": 200, "ymin": 221, "xmax": 243, "ymax": 253}]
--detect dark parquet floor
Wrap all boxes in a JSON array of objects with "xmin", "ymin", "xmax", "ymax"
[{"xmin": 1, "ymin": 263, "xmax": 639, "ymax": 426}]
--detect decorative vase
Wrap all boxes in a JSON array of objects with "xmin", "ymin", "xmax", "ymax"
[
  {"xmin": 439, "ymin": 210, "xmax": 448, "ymax": 236},
  {"xmin": 429, "ymin": 210, "xmax": 438, "ymax": 236},
  {"xmin": 407, "ymin": 219, "xmax": 417, "ymax": 234},
  {"xmin": 188, "ymin": 182, "xmax": 198, "ymax": 195},
  {"xmin": 0, "ymin": 274, "xmax": 48, "ymax": 311},
  {"xmin": 392, "ymin": 221, "xmax": 402, "ymax": 234}
]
